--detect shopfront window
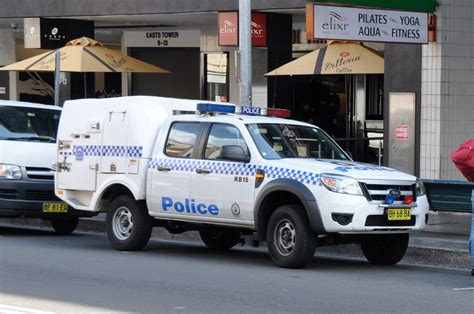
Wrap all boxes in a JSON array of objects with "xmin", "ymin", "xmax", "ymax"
[{"xmin": 204, "ymin": 52, "xmax": 229, "ymax": 102}]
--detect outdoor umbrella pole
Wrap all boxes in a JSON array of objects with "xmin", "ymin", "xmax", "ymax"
[
  {"xmin": 84, "ymin": 72, "xmax": 87, "ymax": 98},
  {"xmin": 54, "ymin": 50, "xmax": 60, "ymax": 106}
]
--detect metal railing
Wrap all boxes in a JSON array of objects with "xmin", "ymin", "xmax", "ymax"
[{"xmin": 423, "ymin": 179, "xmax": 474, "ymax": 213}]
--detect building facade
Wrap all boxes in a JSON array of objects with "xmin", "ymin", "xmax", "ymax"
[{"xmin": 0, "ymin": 0, "xmax": 472, "ymax": 180}]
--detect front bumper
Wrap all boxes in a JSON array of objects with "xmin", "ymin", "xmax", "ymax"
[
  {"xmin": 318, "ymin": 191, "xmax": 430, "ymax": 233},
  {"xmin": 0, "ymin": 179, "xmax": 96, "ymax": 218}
]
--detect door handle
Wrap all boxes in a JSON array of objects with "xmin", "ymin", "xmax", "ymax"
[
  {"xmin": 157, "ymin": 165, "xmax": 171, "ymax": 172},
  {"xmin": 195, "ymin": 168, "xmax": 211, "ymax": 174}
]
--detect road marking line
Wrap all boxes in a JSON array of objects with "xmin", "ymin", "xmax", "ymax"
[
  {"xmin": 0, "ymin": 304, "xmax": 54, "ymax": 314},
  {"xmin": 452, "ymin": 287, "xmax": 474, "ymax": 291}
]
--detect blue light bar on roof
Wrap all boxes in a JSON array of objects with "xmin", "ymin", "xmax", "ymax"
[{"xmin": 197, "ymin": 103, "xmax": 236, "ymax": 114}]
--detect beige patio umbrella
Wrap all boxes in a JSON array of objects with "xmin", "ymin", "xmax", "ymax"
[
  {"xmin": 265, "ymin": 41, "xmax": 383, "ymax": 76},
  {"xmin": 0, "ymin": 37, "xmax": 169, "ymax": 73}
]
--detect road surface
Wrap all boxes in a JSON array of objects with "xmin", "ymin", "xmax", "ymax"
[{"xmin": 0, "ymin": 226, "xmax": 473, "ymax": 313}]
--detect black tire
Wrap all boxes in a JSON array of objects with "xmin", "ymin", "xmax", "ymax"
[
  {"xmin": 361, "ymin": 234, "xmax": 409, "ymax": 265},
  {"xmin": 106, "ymin": 195, "xmax": 153, "ymax": 251},
  {"xmin": 199, "ymin": 229, "xmax": 241, "ymax": 250},
  {"xmin": 51, "ymin": 217, "xmax": 79, "ymax": 235},
  {"xmin": 266, "ymin": 205, "xmax": 316, "ymax": 269}
]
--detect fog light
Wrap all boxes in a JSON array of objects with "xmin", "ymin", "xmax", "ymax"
[{"xmin": 331, "ymin": 213, "xmax": 354, "ymax": 226}]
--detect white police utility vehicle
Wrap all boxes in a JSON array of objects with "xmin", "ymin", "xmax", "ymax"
[{"xmin": 56, "ymin": 96, "xmax": 429, "ymax": 268}]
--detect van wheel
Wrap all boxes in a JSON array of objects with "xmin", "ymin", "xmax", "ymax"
[
  {"xmin": 361, "ymin": 234, "xmax": 409, "ymax": 265},
  {"xmin": 266, "ymin": 205, "xmax": 316, "ymax": 269},
  {"xmin": 51, "ymin": 217, "xmax": 79, "ymax": 235},
  {"xmin": 199, "ymin": 229, "xmax": 241, "ymax": 250},
  {"xmin": 106, "ymin": 195, "xmax": 152, "ymax": 251}
]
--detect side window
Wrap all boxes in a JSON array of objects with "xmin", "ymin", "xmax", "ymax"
[
  {"xmin": 205, "ymin": 124, "xmax": 248, "ymax": 160},
  {"xmin": 165, "ymin": 122, "xmax": 200, "ymax": 158}
]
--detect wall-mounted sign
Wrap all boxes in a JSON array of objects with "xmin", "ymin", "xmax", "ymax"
[
  {"xmin": 218, "ymin": 12, "xmax": 238, "ymax": 46},
  {"xmin": 315, "ymin": 0, "xmax": 436, "ymax": 13},
  {"xmin": 218, "ymin": 12, "xmax": 267, "ymax": 47},
  {"xmin": 251, "ymin": 13, "xmax": 267, "ymax": 47},
  {"xmin": 24, "ymin": 18, "xmax": 94, "ymax": 49},
  {"xmin": 123, "ymin": 30, "xmax": 200, "ymax": 48},
  {"xmin": 307, "ymin": 4, "xmax": 428, "ymax": 44},
  {"xmin": 395, "ymin": 124, "xmax": 409, "ymax": 140}
]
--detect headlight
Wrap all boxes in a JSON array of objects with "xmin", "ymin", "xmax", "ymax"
[
  {"xmin": 0, "ymin": 164, "xmax": 22, "ymax": 180},
  {"xmin": 416, "ymin": 179, "xmax": 426, "ymax": 196},
  {"xmin": 320, "ymin": 174, "xmax": 363, "ymax": 196}
]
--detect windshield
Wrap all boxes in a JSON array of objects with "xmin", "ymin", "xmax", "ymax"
[
  {"xmin": 247, "ymin": 123, "xmax": 350, "ymax": 161},
  {"xmin": 0, "ymin": 105, "xmax": 60, "ymax": 143}
]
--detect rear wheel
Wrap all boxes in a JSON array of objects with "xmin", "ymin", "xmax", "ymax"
[
  {"xmin": 266, "ymin": 205, "xmax": 316, "ymax": 269},
  {"xmin": 199, "ymin": 228, "xmax": 241, "ymax": 250},
  {"xmin": 106, "ymin": 195, "xmax": 152, "ymax": 251},
  {"xmin": 361, "ymin": 234, "xmax": 409, "ymax": 265},
  {"xmin": 51, "ymin": 217, "xmax": 79, "ymax": 235}
]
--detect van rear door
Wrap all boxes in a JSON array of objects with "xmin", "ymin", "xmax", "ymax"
[{"xmin": 56, "ymin": 121, "xmax": 99, "ymax": 192}]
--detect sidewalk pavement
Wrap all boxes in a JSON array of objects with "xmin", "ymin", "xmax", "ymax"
[{"xmin": 1, "ymin": 211, "xmax": 471, "ymax": 271}]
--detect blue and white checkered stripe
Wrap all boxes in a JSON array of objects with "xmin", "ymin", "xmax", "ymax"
[
  {"xmin": 59, "ymin": 145, "xmax": 143, "ymax": 158},
  {"xmin": 127, "ymin": 146, "xmax": 143, "ymax": 158},
  {"xmin": 150, "ymin": 159, "xmax": 258, "ymax": 176},
  {"xmin": 83, "ymin": 145, "xmax": 102, "ymax": 156},
  {"xmin": 101, "ymin": 145, "xmax": 126, "ymax": 157},
  {"xmin": 149, "ymin": 158, "xmax": 321, "ymax": 185},
  {"xmin": 261, "ymin": 165, "xmax": 320, "ymax": 185}
]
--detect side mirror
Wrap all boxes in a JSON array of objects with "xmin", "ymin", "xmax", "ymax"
[{"xmin": 221, "ymin": 145, "xmax": 250, "ymax": 163}]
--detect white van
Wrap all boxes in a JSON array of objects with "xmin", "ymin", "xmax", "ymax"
[{"xmin": 0, "ymin": 100, "xmax": 95, "ymax": 234}]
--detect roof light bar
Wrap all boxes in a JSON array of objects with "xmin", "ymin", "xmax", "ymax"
[
  {"xmin": 197, "ymin": 103, "xmax": 235, "ymax": 114},
  {"xmin": 239, "ymin": 106, "xmax": 266, "ymax": 116},
  {"xmin": 235, "ymin": 106, "xmax": 292, "ymax": 118},
  {"xmin": 266, "ymin": 108, "xmax": 291, "ymax": 118}
]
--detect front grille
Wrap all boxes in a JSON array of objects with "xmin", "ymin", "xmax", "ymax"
[
  {"xmin": 362, "ymin": 183, "xmax": 415, "ymax": 202},
  {"xmin": 0, "ymin": 189, "xmax": 18, "ymax": 199},
  {"xmin": 25, "ymin": 167, "xmax": 54, "ymax": 180},
  {"xmin": 25, "ymin": 190, "xmax": 56, "ymax": 201},
  {"xmin": 365, "ymin": 215, "xmax": 416, "ymax": 227}
]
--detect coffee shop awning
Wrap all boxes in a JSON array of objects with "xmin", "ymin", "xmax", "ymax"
[
  {"xmin": 265, "ymin": 41, "xmax": 384, "ymax": 76},
  {"xmin": 0, "ymin": 37, "xmax": 169, "ymax": 73}
]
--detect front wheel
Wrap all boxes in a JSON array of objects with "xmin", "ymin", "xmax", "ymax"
[
  {"xmin": 361, "ymin": 234, "xmax": 409, "ymax": 265},
  {"xmin": 106, "ymin": 195, "xmax": 153, "ymax": 251},
  {"xmin": 199, "ymin": 229, "xmax": 241, "ymax": 250},
  {"xmin": 51, "ymin": 217, "xmax": 79, "ymax": 235},
  {"xmin": 266, "ymin": 205, "xmax": 316, "ymax": 269}
]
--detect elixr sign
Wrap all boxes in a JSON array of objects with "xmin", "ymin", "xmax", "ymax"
[
  {"xmin": 218, "ymin": 12, "xmax": 267, "ymax": 47},
  {"xmin": 307, "ymin": 4, "xmax": 428, "ymax": 44}
]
